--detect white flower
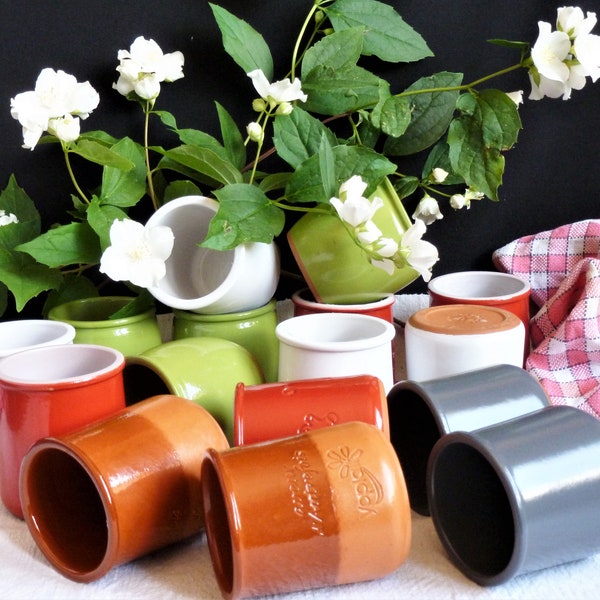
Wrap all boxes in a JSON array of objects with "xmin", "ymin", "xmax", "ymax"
[
  {"xmin": 100, "ymin": 219, "xmax": 174, "ymax": 288},
  {"xmin": 531, "ymin": 21, "xmax": 571, "ymax": 83},
  {"xmin": 400, "ymin": 219, "xmax": 438, "ymax": 282},
  {"xmin": 0, "ymin": 210, "xmax": 18, "ymax": 226},
  {"xmin": 370, "ymin": 257, "xmax": 396, "ymax": 275},
  {"xmin": 431, "ymin": 168, "xmax": 449, "ymax": 183},
  {"xmin": 48, "ymin": 115, "xmax": 81, "ymax": 143},
  {"xmin": 529, "ymin": 71, "xmax": 570, "ymax": 100},
  {"xmin": 246, "ymin": 121, "xmax": 263, "ymax": 142},
  {"xmin": 10, "ymin": 68, "xmax": 99, "ymax": 149},
  {"xmin": 114, "ymin": 37, "xmax": 184, "ymax": 101},
  {"xmin": 412, "ymin": 194, "xmax": 443, "ymax": 225},
  {"xmin": 247, "ymin": 69, "xmax": 307, "ymax": 107},
  {"xmin": 557, "ymin": 6, "xmax": 597, "ymax": 38},
  {"xmin": 450, "ymin": 193, "xmax": 469, "ymax": 210},
  {"xmin": 506, "ymin": 90, "xmax": 524, "ymax": 105},
  {"xmin": 574, "ymin": 30, "xmax": 600, "ymax": 82},
  {"xmin": 330, "ymin": 175, "xmax": 383, "ymax": 227},
  {"xmin": 357, "ymin": 220, "xmax": 383, "ymax": 245}
]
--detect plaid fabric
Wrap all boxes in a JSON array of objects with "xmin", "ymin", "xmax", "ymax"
[
  {"xmin": 492, "ymin": 219, "xmax": 600, "ymax": 307},
  {"xmin": 493, "ymin": 220, "xmax": 600, "ymax": 419}
]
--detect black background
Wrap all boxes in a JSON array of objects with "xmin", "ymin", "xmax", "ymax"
[{"xmin": 1, "ymin": 1, "xmax": 599, "ymax": 316}]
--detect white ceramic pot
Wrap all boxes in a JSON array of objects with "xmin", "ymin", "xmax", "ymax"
[
  {"xmin": 146, "ymin": 196, "xmax": 280, "ymax": 314},
  {"xmin": 276, "ymin": 312, "xmax": 396, "ymax": 392}
]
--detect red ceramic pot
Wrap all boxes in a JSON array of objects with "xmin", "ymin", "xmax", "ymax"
[
  {"xmin": 234, "ymin": 375, "xmax": 389, "ymax": 446},
  {"xmin": 0, "ymin": 344, "xmax": 125, "ymax": 518}
]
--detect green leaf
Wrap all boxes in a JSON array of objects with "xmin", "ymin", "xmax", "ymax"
[
  {"xmin": 384, "ymin": 72, "xmax": 463, "ymax": 156},
  {"xmin": 0, "ymin": 175, "xmax": 41, "ymax": 251},
  {"xmin": 0, "ymin": 283, "xmax": 7, "ymax": 317},
  {"xmin": 153, "ymin": 109, "xmax": 179, "ymax": 130},
  {"xmin": 86, "ymin": 200, "xmax": 128, "ymax": 250},
  {"xmin": 488, "ymin": 38, "xmax": 530, "ymax": 53},
  {"xmin": 273, "ymin": 107, "xmax": 338, "ymax": 169},
  {"xmin": 302, "ymin": 63, "xmax": 384, "ymax": 115},
  {"xmin": 394, "ymin": 176, "xmax": 421, "ymax": 200},
  {"xmin": 70, "ymin": 138, "xmax": 134, "ymax": 170},
  {"xmin": 216, "ymin": 101, "xmax": 246, "ymax": 169},
  {"xmin": 202, "ymin": 183, "xmax": 285, "ymax": 249},
  {"xmin": 258, "ymin": 172, "xmax": 291, "ymax": 193},
  {"xmin": 370, "ymin": 93, "xmax": 411, "ymax": 137},
  {"xmin": 318, "ymin": 134, "xmax": 337, "ymax": 200},
  {"xmin": 0, "ymin": 248, "xmax": 62, "ymax": 312},
  {"xmin": 78, "ymin": 130, "xmax": 120, "ymax": 146},
  {"xmin": 301, "ymin": 27, "xmax": 364, "ymax": 76},
  {"xmin": 447, "ymin": 90, "xmax": 522, "ymax": 200},
  {"xmin": 43, "ymin": 274, "xmax": 99, "ymax": 317},
  {"xmin": 109, "ymin": 289, "xmax": 155, "ymax": 319},
  {"xmin": 210, "ymin": 3, "xmax": 273, "ymax": 79},
  {"xmin": 163, "ymin": 180, "xmax": 202, "ymax": 202},
  {"xmin": 325, "ymin": 0, "xmax": 433, "ymax": 62},
  {"xmin": 16, "ymin": 222, "xmax": 101, "ymax": 268},
  {"xmin": 285, "ymin": 145, "xmax": 397, "ymax": 204},
  {"xmin": 421, "ymin": 142, "xmax": 464, "ymax": 185},
  {"xmin": 159, "ymin": 145, "xmax": 243, "ymax": 187},
  {"xmin": 100, "ymin": 137, "xmax": 147, "ymax": 207}
]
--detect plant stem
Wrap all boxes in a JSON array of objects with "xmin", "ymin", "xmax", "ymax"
[
  {"xmin": 291, "ymin": 3, "xmax": 321, "ymax": 80},
  {"xmin": 395, "ymin": 62, "xmax": 524, "ymax": 99},
  {"xmin": 63, "ymin": 146, "xmax": 89, "ymax": 204},
  {"xmin": 144, "ymin": 102, "xmax": 159, "ymax": 211}
]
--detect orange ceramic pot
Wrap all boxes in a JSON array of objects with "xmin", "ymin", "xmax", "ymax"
[
  {"xmin": 0, "ymin": 344, "xmax": 125, "ymax": 519},
  {"xmin": 202, "ymin": 421, "xmax": 411, "ymax": 599},
  {"xmin": 234, "ymin": 375, "xmax": 389, "ymax": 446},
  {"xmin": 19, "ymin": 395, "xmax": 229, "ymax": 582}
]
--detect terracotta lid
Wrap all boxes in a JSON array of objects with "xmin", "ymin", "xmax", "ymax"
[{"xmin": 408, "ymin": 304, "xmax": 521, "ymax": 335}]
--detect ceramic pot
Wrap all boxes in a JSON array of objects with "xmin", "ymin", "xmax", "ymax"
[
  {"xmin": 145, "ymin": 195, "xmax": 280, "ymax": 314},
  {"xmin": 0, "ymin": 344, "xmax": 125, "ymax": 518},
  {"xmin": 48, "ymin": 296, "xmax": 162, "ymax": 357},
  {"xmin": 172, "ymin": 300, "xmax": 279, "ymax": 383},
  {"xmin": 234, "ymin": 374, "xmax": 389, "ymax": 446},
  {"xmin": 387, "ymin": 364, "xmax": 550, "ymax": 515},
  {"xmin": 0, "ymin": 319, "xmax": 76, "ymax": 359},
  {"xmin": 287, "ymin": 178, "xmax": 418, "ymax": 304},
  {"xmin": 404, "ymin": 304, "xmax": 525, "ymax": 380},
  {"xmin": 276, "ymin": 313, "xmax": 396, "ymax": 392},
  {"xmin": 20, "ymin": 395, "xmax": 230, "ymax": 582},
  {"xmin": 427, "ymin": 406, "xmax": 600, "ymax": 585},
  {"xmin": 428, "ymin": 270, "xmax": 531, "ymax": 359},
  {"xmin": 201, "ymin": 421, "xmax": 411, "ymax": 599},
  {"xmin": 122, "ymin": 337, "xmax": 265, "ymax": 442}
]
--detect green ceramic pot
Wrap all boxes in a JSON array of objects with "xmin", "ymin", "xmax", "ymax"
[
  {"xmin": 172, "ymin": 300, "xmax": 279, "ymax": 383},
  {"xmin": 287, "ymin": 177, "xmax": 419, "ymax": 304},
  {"xmin": 122, "ymin": 337, "xmax": 265, "ymax": 442},
  {"xmin": 48, "ymin": 296, "xmax": 162, "ymax": 358}
]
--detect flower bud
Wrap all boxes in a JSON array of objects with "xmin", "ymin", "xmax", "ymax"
[
  {"xmin": 246, "ymin": 121, "xmax": 264, "ymax": 142},
  {"xmin": 252, "ymin": 98, "xmax": 267, "ymax": 112},
  {"xmin": 276, "ymin": 101, "xmax": 293, "ymax": 116}
]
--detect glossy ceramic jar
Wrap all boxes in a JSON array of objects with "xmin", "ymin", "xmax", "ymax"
[
  {"xmin": 287, "ymin": 178, "xmax": 418, "ymax": 304},
  {"xmin": 48, "ymin": 296, "xmax": 162, "ymax": 357},
  {"xmin": 20, "ymin": 395, "xmax": 229, "ymax": 582},
  {"xmin": 201, "ymin": 421, "xmax": 411, "ymax": 599},
  {"xmin": 172, "ymin": 300, "xmax": 279, "ymax": 382}
]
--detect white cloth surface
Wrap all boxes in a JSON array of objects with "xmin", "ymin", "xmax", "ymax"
[
  {"xmin": 2, "ymin": 504, "xmax": 599, "ymax": 599},
  {"xmin": 3, "ymin": 295, "xmax": 599, "ymax": 598}
]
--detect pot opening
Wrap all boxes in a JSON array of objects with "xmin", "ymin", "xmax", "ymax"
[
  {"xmin": 430, "ymin": 442, "xmax": 515, "ymax": 581},
  {"xmin": 22, "ymin": 448, "xmax": 108, "ymax": 577},
  {"xmin": 201, "ymin": 456, "xmax": 235, "ymax": 597},
  {"xmin": 388, "ymin": 387, "xmax": 440, "ymax": 515},
  {"xmin": 122, "ymin": 363, "xmax": 171, "ymax": 405}
]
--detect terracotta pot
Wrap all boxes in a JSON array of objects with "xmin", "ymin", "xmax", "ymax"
[
  {"xmin": 48, "ymin": 296, "xmax": 162, "ymax": 357},
  {"xmin": 201, "ymin": 421, "xmax": 411, "ymax": 599},
  {"xmin": 287, "ymin": 178, "xmax": 418, "ymax": 304},
  {"xmin": 234, "ymin": 375, "xmax": 389, "ymax": 445},
  {"xmin": 0, "ymin": 344, "xmax": 125, "ymax": 518},
  {"xmin": 19, "ymin": 395, "xmax": 229, "ymax": 582}
]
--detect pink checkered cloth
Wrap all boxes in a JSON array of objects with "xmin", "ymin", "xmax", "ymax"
[{"xmin": 493, "ymin": 220, "xmax": 600, "ymax": 419}]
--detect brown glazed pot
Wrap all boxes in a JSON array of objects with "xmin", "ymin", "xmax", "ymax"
[
  {"xmin": 19, "ymin": 395, "xmax": 229, "ymax": 582},
  {"xmin": 201, "ymin": 421, "xmax": 411, "ymax": 599}
]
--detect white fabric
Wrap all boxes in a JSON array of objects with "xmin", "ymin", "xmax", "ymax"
[{"xmin": 2, "ymin": 505, "xmax": 599, "ymax": 599}]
